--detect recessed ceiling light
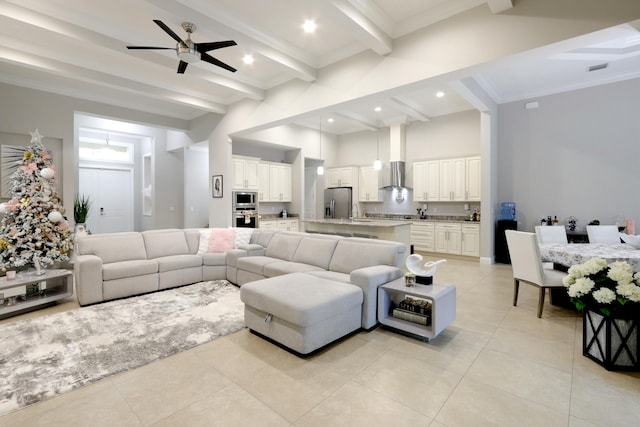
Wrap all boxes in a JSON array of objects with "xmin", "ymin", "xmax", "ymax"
[
  {"xmin": 242, "ymin": 54, "xmax": 254, "ymax": 65},
  {"xmin": 436, "ymin": 91, "xmax": 445, "ymax": 98},
  {"xmin": 374, "ymin": 106, "xmax": 381, "ymax": 112},
  {"xmin": 303, "ymin": 20, "xmax": 317, "ymax": 33},
  {"xmin": 327, "ymin": 118, "xmax": 334, "ymax": 123}
]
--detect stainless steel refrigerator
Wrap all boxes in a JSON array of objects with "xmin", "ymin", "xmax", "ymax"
[{"xmin": 324, "ymin": 187, "xmax": 352, "ymax": 219}]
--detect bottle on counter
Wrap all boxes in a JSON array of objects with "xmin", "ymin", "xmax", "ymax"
[{"xmin": 552, "ymin": 215, "xmax": 559, "ymax": 225}]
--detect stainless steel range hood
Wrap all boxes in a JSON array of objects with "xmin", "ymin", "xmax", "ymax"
[
  {"xmin": 380, "ymin": 123, "xmax": 411, "ymax": 190},
  {"xmin": 381, "ymin": 161, "xmax": 408, "ymax": 189}
]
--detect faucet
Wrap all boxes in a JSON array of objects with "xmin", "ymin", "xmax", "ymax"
[{"xmin": 352, "ymin": 203, "xmax": 359, "ymax": 219}]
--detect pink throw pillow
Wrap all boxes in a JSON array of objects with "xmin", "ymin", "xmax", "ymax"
[{"xmin": 208, "ymin": 228, "xmax": 236, "ymax": 253}]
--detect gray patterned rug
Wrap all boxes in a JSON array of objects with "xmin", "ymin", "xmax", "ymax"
[{"xmin": 0, "ymin": 280, "xmax": 245, "ymax": 416}]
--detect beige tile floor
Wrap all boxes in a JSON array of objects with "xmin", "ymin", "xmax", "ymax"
[{"xmin": 2, "ymin": 256, "xmax": 639, "ymax": 426}]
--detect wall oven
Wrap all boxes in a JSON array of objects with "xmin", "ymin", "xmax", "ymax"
[{"xmin": 232, "ymin": 191, "xmax": 258, "ymax": 228}]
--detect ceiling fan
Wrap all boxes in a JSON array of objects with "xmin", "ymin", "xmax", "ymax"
[{"xmin": 127, "ymin": 20, "xmax": 237, "ymax": 73}]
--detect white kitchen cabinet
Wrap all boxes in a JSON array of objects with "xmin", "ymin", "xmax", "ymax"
[
  {"xmin": 461, "ymin": 223, "xmax": 480, "ymax": 257},
  {"xmin": 257, "ymin": 162, "xmax": 270, "ymax": 202},
  {"xmin": 414, "ymin": 157, "xmax": 480, "ymax": 202},
  {"xmin": 268, "ymin": 163, "xmax": 292, "ymax": 202},
  {"xmin": 259, "ymin": 219, "xmax": 277, "ymax": 230},
  {"xmin": 411, "ymin": 221, "xmax": 435, "ymax": 252},
  {"xmin": 439, "ymin": 157, "xmax": 466, "ymax": 201},
  {"xmin": 327, "ymin": 167, "xmax": 356, "ymax": 188},
  {"xmin": 358, "ymin": 166, "xmax": 381, "ymax": 202},
  {"xmin": 413, "ymin": 160, "xmax": 440, "ymax": 202},
  {"xmin": 434, "ymin": 222, "xmax": 462, "ymax": 255},
  {"xmin": 465, "ymin": 156, "xmax": 481, "ymax": 201},
  {"xmin": 276, "ymin": 218, "xmax": 299, "ymax": 231},
  {"xmin": 232, "ymin": 156, "xmax": 259, "ymax": 190}
]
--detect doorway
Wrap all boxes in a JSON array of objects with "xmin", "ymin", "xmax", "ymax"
[{"xmin": 78, "ymin": 166, "xmax": 133, "ymax": 234}]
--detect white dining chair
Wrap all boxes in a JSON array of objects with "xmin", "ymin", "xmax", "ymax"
[
  {"xmin": 535, "ymin": 225, "xmax": 568, "ymax": 244},
  {"xmin": 586, "ymin": 225, "xmax": 621, "ymax": 244},
  {"xmin": 505, "ymin": 230, "xmax": 568, "ymax": 318}
]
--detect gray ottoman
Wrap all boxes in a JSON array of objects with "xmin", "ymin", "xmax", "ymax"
[{"xmin": 240, "ymin": 272, "xmax": 364, "ymax": 355}]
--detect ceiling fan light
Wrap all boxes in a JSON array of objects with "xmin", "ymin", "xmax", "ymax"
[
  {"xmin": 373, "ymin": 159, "xmax": 382, "ymax": 170},
  {"xmin": 177, "ymin": 43, "xmax": 200, "ymax": 63}
]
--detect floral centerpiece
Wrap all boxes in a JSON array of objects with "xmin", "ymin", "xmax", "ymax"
[
  {"xmin": 563, "ymin": 257, "xmax": 640, "ymax": 316},
  {"xmin": 564, "ymin": 257, "xmax": 640, "ymax": 371}
]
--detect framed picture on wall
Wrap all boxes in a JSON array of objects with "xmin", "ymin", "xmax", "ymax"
[{"xmin": 212, "ymin": 175, "xmax": 223, "ymax": 198}]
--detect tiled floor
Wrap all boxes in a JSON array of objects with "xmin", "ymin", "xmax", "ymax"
[{"xmin": 2, "ymin": 256, "xmax": 639, "ymax": 426}]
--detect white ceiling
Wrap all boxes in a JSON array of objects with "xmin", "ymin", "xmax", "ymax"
[{"xmin": 1, "ymin": 0, "xmax": 639, "ymax": 135}]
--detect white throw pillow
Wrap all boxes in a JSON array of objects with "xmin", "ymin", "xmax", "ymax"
[
  {"xmin": 197, "ymin": 229, "xmax": 213, "ymax": 254},
  {"xmin": 229, "ymin": 227, "xmax": 254, "ymax": 247}
]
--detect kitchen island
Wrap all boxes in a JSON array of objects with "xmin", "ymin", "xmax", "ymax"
[{"xmin": 303, "ymin": 219, "xmax": 411, "ymax": 261}]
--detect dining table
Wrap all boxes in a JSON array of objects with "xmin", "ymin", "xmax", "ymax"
[{"xmin": 539, "ymin": 242, "xmax": 640, "ymax": 271}]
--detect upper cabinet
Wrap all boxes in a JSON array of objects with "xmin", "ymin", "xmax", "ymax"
[
  {"xmin": 232, "ymin": 156, "xmax": 260, "ymax": 190},
  {"xmin": 327, "ymin": 167, "xmax": 356, "ymax": 188},
  {"xmin": 413, "ymin": 160, "xmax": 440, "ymax": 202},
  {"xmin": 262, "ymin": 161, "xmax": 293, "ymax": 202},
  {"xmin": 465, "ymin": 156, "xmax": 481, "ymax": 201},
  {"xmin": 268, "ymin": 162, "xmax": 292, "ymax": 202},
  {"xmin": 358, "ymin": 166, "xmax": 381, "ymax": 202},
  {"xmin": 413, "ymin": 156, "xmax": 481, "ymax": 202},
  {"xmin": 439, "ymin": 157, "xmax": 466, "ymax": 202}
]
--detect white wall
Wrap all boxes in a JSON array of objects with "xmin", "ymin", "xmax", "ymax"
[
  {"xmin": 498, "ymin": 77, "xmax": 640, "ymax": 232},
  {"xmin": 184, "ymin": 147, "xmax": 209, "ymax": 228}
]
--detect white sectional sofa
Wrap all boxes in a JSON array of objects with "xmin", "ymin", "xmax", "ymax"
[{"xmin": 74, "ymin": 228, "xmax": 406, "ymax": 354}]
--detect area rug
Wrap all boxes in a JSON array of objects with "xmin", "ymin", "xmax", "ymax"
[{"xmin": 0, "ymin": 280, "xmax": 245, "ymax": 416}]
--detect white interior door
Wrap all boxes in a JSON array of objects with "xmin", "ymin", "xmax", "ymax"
[{"xmin": 79, "ymin": 167, "xmax": 133, "ymax": 234}]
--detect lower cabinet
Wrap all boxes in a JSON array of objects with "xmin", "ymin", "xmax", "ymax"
[
  {"xmin": 411, "ymin": 222, "xmax": 435, "ymax": 252},
  {"xmin": 276, "ymin": 219, "xmax": 299, "ymax": 232},
  {"xmin": 260, "ymin": 218, "xmax": 298, "ymax": 231},
  {"xmin": 434, "ymin": 223, "xmax": 462, "ymax": 255},
  {"xmin": 461, "ymin": 223, "xmax": 480, "ymax": 257}
]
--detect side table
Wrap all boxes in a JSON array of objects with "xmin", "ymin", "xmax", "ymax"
[
  {"xmin": 378, "ymin": 278, "xmax": 456, "ymax": 341},
  {"xmin": 0, "ymin": 269, "xmax": 73, "ymax": 319}
]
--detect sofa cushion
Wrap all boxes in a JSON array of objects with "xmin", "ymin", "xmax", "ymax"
[
  {"xmin": 263, "ymin": 261, "xmax": 324, "ymax": 277},
  {"xmin": 102, "ymin": 259, "xmax": 158, "ymax": 281},
  {"xmin": 77, "ymin": 232, "xmax": 148, "ymax": 264},
  {"xmin": 252, "ymin": 230, "xmax": 275, "ymax": 247},
  {"xmin": 201, "ymin": 252, "xmax": 226, "ymax": 266},
  {"xmin": 329, "ymin": 238, "xmax": 406, "ymax": 274},
  {"xmin": 292, "ymin": 235, "xmax": 342, "ymax": 270},
  {"xmin": 154, "ymin": 254, "xmax": 202, "ymax": 273},
  {"xmin": 240, "ymin": 273, "xmax": 363, "ymax": 327},
  {"xmin": 142, "ymin": 229, "xmax": 189, "ymax": 259},
  {"xmin": 237, "ymin": 256, "xmax": 281, "ymax": 276},
  {"xmin": 196, "ymin": 229, "xmax": 212, "ymax": 254},
  {"xmin": 208, "ymin": 228, "xmax": 236, "ymax": 253},
  {"xmin": 230, "ymin": 227, "xmax": 254, "ymax": 247},
  {"xmin": 304, "ymin": 270, "xmax": 351, "ymax": 283},
  {"xmin": 264, "ymin": 233, "xmax": 303, "ymax": 261},
  {"xmin": 183, "ymin": 229, "xmax": 201, "ymax": 254}
]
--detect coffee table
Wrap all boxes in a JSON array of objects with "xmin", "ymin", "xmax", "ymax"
[
  {"xmin": 0, "ymin": 269, "xmax": 73, "ymax": 319},
  {"xmin": 378, "ymin": 278, "xmax": 456, "ymax": 341}
]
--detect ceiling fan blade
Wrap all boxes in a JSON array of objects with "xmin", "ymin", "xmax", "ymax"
[
  {"xmin": 153, "ymin": 19, "xmax": 184, "ymax": 45},
  {"xmin": 201, "ymin": 52, "xmax": 237, "ymax": 73},
  {"xmin": 177, "ymin": 60, "xmax": 188, "ymax": 74},
  {"xmin": 127, "ymin": 46, "xmax": 175, "ymax": 50},
  {"xmin": 196, "ymin": 40, "xmax": 237, "ymax": 52}
]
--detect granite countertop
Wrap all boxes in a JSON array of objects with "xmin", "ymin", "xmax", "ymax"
[
  {"xmin": 363, "ymin": 214, "xmax": 481, "ymax": 224},
  {"xmin": 303, "ymin": 218, "xmax": 411, "ymax": 227}
]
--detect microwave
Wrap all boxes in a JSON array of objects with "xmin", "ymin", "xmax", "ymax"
[{"xmin": 232, "ymin": 191, "xmax": 257, "ymax": 209}]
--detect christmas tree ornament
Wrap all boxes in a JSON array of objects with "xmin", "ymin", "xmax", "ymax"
[
  {"xmin": 48, "ymin": 211, "xmax": 63, "ymax": 223},
  {"xmin": 40, "ymin": 167, "xmax": 55, "ymax": 179}
]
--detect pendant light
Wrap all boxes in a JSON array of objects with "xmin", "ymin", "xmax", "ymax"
[
  {"xmin": 316, "ymin": 113, "xmax": 324, "ymax": 175},
  {"xmin": 373, "ymin": 107, "xmax": 382, "ymax": 170}
]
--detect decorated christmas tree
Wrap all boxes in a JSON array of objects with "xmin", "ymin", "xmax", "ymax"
[{"xmin": 0, "ymin": 129, "xmax": 72, "ymax": 272}]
